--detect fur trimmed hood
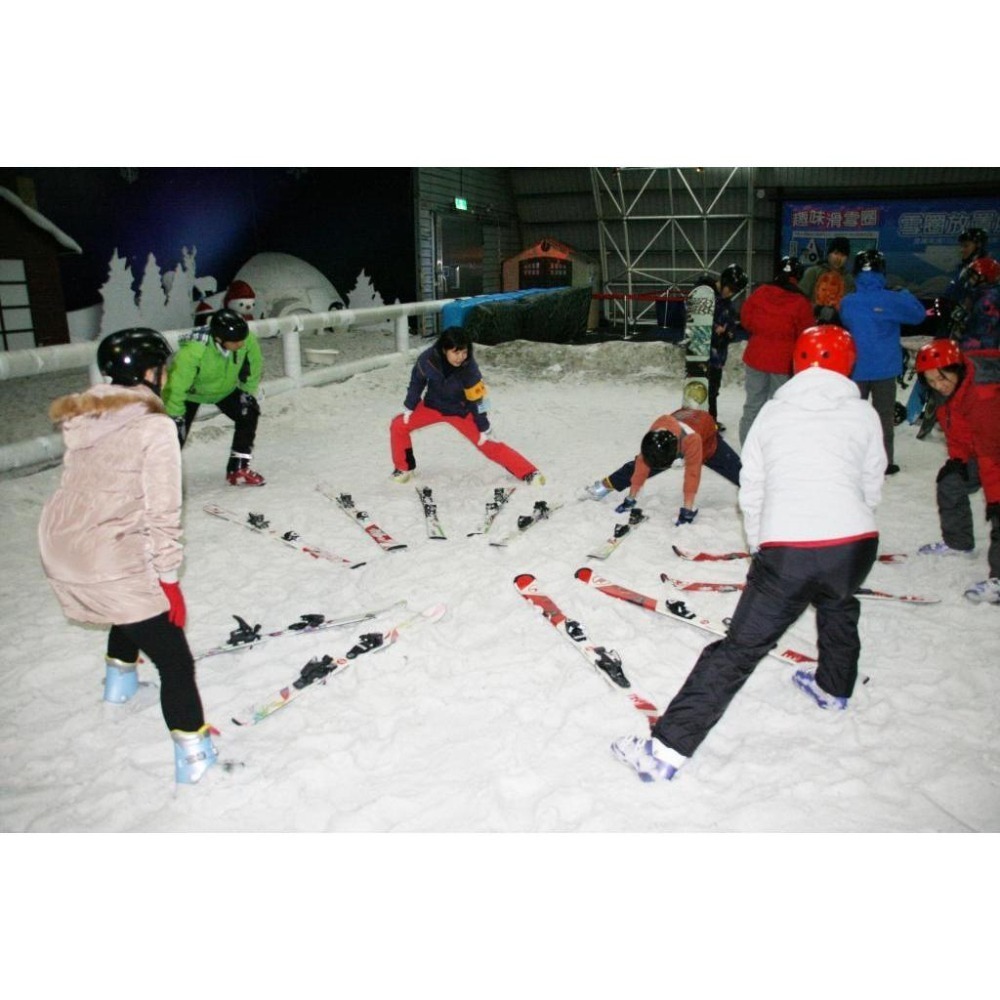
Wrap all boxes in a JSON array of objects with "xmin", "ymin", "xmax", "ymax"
[{"xmin": 50, "ymin": 383, "xmax": 167, "ymax": 453}]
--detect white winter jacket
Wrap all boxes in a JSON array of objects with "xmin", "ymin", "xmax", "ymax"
[{"xmin": 739, "ymin": 367, "xmax": 886, "ymax": 550}]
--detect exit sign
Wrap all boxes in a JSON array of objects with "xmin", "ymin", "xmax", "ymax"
[{"xmin": 454, "ymin": 197, "xmax": 468, "ymax": 211}]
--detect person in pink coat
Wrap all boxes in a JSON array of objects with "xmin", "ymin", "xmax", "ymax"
[{"xmin": 38, "ymin": 328, "xmax": 218, "ymax": 785}]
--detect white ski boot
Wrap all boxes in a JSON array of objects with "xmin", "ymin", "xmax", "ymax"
[
  {"xmin": 103, "ymin": 656, "xmax": 139, "ymax": 704},
  {"xmin": 171, "ymin": 725, "xmax": 219, "ymax": 784}
]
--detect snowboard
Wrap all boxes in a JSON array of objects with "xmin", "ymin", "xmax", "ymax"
[{"xmin": 682, "ymin": 284, "xmax": 715, "ymax": 409}]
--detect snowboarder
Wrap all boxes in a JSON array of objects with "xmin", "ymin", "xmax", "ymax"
[
  {"xmin": 737, "ymin": 256, "xmax": 815, "ymax": 444},
  {"xmin": 839, "ymin": 248, "xmax": 927, "ymax": 475},
  {"xmin": 162, "ymin": 306, "xmax": 266, "ymax": 486},
  {"xmin": 38, "ymin": 328, "xmax": 218, "ymax": 785},
  {"xmin": 914, "ymin": 339, "xmax": 1000, "ymax": 604},
  {"xmin": 389, "ymin": 326, "xmax": 544, "ymax": 484},
  {"xmin": 707, "ymin": 264, "xmax": 748, "ymax": 429},
  {"xmin": 611, "ymin": 325, "xmax": 885, "ymax": 781},
  {"xmin": 583, "ymin": 408, "xmax": 741, "ymax": 526},
  {"xmin": 798, "ymin": 236, "xmax": 855, "ymax": 324}
]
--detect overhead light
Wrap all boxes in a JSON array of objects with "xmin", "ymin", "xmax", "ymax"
[{"xmin": 454, "ymin": 197, "xmax": 468, "ymax": 211}]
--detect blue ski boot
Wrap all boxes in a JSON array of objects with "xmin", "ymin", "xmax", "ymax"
[
  {"xmin": 103, "ymin": 656, "xmax": 139, "ymax": 704},
  {"xmin": 171, "ymin": 726, "xmax": 219, "ymax": 784}
]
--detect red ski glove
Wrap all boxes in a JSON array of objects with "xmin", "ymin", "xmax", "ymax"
[{"xmin": 159, "ymin": 580, "xmax": 187, "ymax": 628}]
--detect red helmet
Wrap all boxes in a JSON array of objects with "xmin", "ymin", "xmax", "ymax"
[
  {"xmin": 967, "ymin": 257, "xmax": 1000, "ymax": 286},
  {"xmin": 915, "ymin": 339, "xmax": 964, "ymax": 373},
  {"xmin": 792, "ymin": 325, "xmax": 857, "ymax": 377}
]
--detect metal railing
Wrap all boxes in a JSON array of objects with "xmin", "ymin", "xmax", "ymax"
[{"xmin": 0, "ymin": 299, "xmax": 454, "ymax": 474}]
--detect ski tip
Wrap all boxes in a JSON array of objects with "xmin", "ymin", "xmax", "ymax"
[
  {"xmin": 671, "ymin": 544, "xmax": 684, "ymax": 558},
  {"xmin": 421, "ymin": 603, "xmax": 448, "ymax": 622},
  {"xmin": 513, "ymin": 573, "xmax": 536, "ymax": 589},
  {"xmin": 350, "ymin": 562, "xmax": 367, "ymax": 569},
  {"xmin": 574, "ymin": 567, "xmax": 593, "ymax": 583}
]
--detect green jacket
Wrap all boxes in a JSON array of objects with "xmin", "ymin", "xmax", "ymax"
[{"xmin": 162, "ymin": 330, "xmax": 263, "ymax": 417}]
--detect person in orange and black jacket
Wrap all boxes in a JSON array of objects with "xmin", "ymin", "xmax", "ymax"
[
  {"xmin": 737, "ymin": 256, "xmax": 815, "ymax": 444},
  {"xmin": 582, "ymin": 407, "xmax": 741, "ymax": 527}
]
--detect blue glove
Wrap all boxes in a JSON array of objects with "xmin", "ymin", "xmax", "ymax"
[
  {"xmin": 615, "ymin": 496, "xmax": 637, "ymax": 514},
  {"xmin": 676, "ymin": 507, "xmax": 698, "ymax": 526}
]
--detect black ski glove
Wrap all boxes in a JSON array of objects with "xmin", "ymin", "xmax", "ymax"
[
  {"xmin": 239, "ymin": 392, "xmax": 260, "ymax": 417},
  {"xmin": 987, "ymin": 502, "xmax": 1000, "ymax": 530},
  {"xmin": 937, "ymin": 458, "xmax": 968, "ymax": 483},
  {"xmin": 172, "ymin": 416, "xmax": 188, "ymax": 447}
]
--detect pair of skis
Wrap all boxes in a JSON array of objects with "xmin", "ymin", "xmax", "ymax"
[{"xmin": 229, "ymin": 603, "xmax": 447, "ymax": 727}]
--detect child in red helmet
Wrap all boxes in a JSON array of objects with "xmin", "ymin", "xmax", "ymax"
[
  {"xmin": 611, "ymin": 325, "xmax": 886, "ymax": 782},
  {"xmin": 915, "ymin": 339, "xmax": 1000, "ymax": 603}
]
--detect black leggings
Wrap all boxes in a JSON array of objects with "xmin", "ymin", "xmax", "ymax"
[
  {"xmin": 107, "ymin": 613, "xmax": 205, "ymax": 732},
  {"xmin": 179, "ymin": 387, "xmax": 258, "ymax": 458}
]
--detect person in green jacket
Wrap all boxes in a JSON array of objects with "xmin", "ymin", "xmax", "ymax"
[{"xmin": 162, "ymin": 308, "xmax": 266, "ymax": 486}]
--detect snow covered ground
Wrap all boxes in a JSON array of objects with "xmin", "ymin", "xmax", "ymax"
[
  {"xmin": 2, "ymin": 337, "xmax": 997, "ymax": 834},
  {"xmin": 2, "ymin": 338, "xmax": 996, "ymax": 987}
]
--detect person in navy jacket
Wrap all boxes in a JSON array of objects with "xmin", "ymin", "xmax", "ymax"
[
  {"xmin": 389, "ymin": 327, "xmax": 543, "ymax": 484},
  {"xmin": 839, "ymin": 249, "xmax": 926, "ymax": 475}
]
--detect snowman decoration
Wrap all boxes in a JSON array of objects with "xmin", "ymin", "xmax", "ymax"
[{"xmin": 224, "ymin": 280, "xmax": 258, "ymax": 320}]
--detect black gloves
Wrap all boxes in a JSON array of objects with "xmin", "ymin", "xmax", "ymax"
[
  {"xmin": 937, "ymin": 458, "xmax": 968, "ymax": 483},
  {"xmin": 239, "ymin": 392, "xmax": 260, "ymax": 417},
  {"xmin": 172, "ymin": 416, "xmax": 188, "ymax": 447},
  {"xmin": 987, "ymin": 502, "xmax": 1000, "ymax": 530}
]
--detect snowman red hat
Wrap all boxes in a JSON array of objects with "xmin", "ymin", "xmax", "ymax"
[{"xmin": 224, "ymin": 280, "xmax": 257, "ymax": 318}]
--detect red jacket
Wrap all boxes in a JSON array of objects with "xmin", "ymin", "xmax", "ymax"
[
  {"xmin": 740, "ymin": 282, "xmax": 815, "ymax": 375},
  {"xmin": 937, "ymin": 350, "xmax": 1000, "ymax": 504}
]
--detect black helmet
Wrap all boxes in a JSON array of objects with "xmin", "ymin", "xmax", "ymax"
[
  {"xmin": 97, "ymin": 328, "xmax": 172, "ymax": 387},
  {"xmin": 853, "ymin": 248, "xmax": 886, "ymax": 275},
  {"xmin": 719, "ymin": 264, "xmax": 748, "ymax": 293},
  {"xmin": 640, "ymin": 429, "xmax": 678, "ymax": 471},
  {"xmin": 777, "ymin": 256, "xmax": 804, "ymax": 281},
  {"xmin": 958, "ymin": 227, "xmax": 988, "ymax": 253},
  {"xmin": 209, "ymin": 307, "xmax": 249, "ymax": 344}
]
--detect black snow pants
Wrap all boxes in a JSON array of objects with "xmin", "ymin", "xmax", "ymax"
[
  {"xmin": 180, "ymin": 388, "xmax": 259, "ymax": 460},
  {"xmin": 652, "ymin": 537, "xmax": 879, "ymax": 759},
  {"xmin": 937, "ymin": 457, "xmax": 1000, "ymax": 577}
]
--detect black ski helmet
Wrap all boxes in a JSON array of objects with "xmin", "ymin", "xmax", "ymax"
[
  {"xmin": 853, "ymin": 248, "xmax": 886, "ymax": 275},
  {"xmin": 97, "ymin": 328, "xmax": 172, "ymax": 388},
  {"xmin": 719, "ymin": 263, "xmax": 748, "ymax": 293},
  {"xmin": 209, "ymin": 307, "xmax": 249, "ymax": 344},
  {"xmin": 958, "ymin": 227, "xmax": 988, "ymax": 256},
  {"xmin": 640, "ymin": 428, "xmax": 679, "ymax": 471},
  {"xmin": 777, "ymin": 256, "xmax": 804, "ymax": 281}
]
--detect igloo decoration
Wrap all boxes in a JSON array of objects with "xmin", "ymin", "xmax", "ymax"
[{"xmin": 231, "ymin": 253, "xmax": 345, "ymax": 326}]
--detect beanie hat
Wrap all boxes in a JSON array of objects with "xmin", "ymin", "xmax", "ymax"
[
  {"xmin": 225, "ymin": 280, "xmax": 256, "ymax": 305},
  {"xmin": 828, "ymin": 237, "xmax": 850, "ymax": 256}
]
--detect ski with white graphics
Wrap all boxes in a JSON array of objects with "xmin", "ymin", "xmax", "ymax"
[
  {"xmin": 490, "ymin": 499, "xmax": 563, "ymax": 547},
  {"xmin": 317, "ymin": 486, "xmax": 407, "ymax": 552},
  {"xmin": 467, "ymin": 487, "xmax": 516, "ymax": 537},
  {"xmin": 587, "ymin": 507, "xmax": 649, "ymax": 560},
  {"xmin": 415, "ymin": 486, "xmax": 446, "ymax": 540},
  {"xmin": 203, "ymin": 504, "xmax": 365, "ymax": 568},
  {"xmin": 194, "ymin": 601, "xmax": 408, "ymax": 661},
  {"xmin": 671, "ymin": 544, "xmax": 908, "ymax": 565}
]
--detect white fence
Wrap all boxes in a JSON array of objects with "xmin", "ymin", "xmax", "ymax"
[{"xmin": 0, "ymin": 299, "xmax": 454, "ymax": 474}]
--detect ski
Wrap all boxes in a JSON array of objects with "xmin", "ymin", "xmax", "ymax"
[
  {"xmin": 575, "ymin": 566, "xmax": 818, "ymax": 668},
  {"xmin": 513, "ymin": 574, "xmax": 660, "ymax": 730},
  {"xmin": 659, "ymin": 573, "xmax": 938, "ymax": 605},
  {"xmin": 203, "ymin": 504, "xmax": 366, "ymax": 568},
  {"xmin": 671, "ymin": 544, "xmax": 908, "ymax": 565},
  {"xmin": 587, "ymin": 507, "xmax": 649, "ymax": 560},
  {"xmin": 489, "ymin": 499, "xmax": 563, "ymax": 547},
  {"xmin": 194, "ymin": 601, "xmax": 408, "ymax": 661},
  {"xmin": 317, "ymin": 486, "xmax": 407, "ymax": 552},
  {"xmin": 230, "ymin": 603, "xmax": 447, "ymax": 727},
  {"xmin": 415, "ymin": 486, "xmax": 446, "ymax": 540},
  {"xmin": 467, "ymin": 487, "xmax": 516, "ymax": 536}
]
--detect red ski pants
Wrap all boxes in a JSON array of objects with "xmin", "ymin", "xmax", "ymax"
[{"xmin": 390, "ymin": 403, "xmax": 537, "ymax": 480}]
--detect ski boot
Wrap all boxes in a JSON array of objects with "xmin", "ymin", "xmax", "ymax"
[
  {"xmin": 226, "ymin": 453, "xmax": 266, "ymax": 486},
  {"xmin": 522, "ymin": 470, "xmax": 546, "ymax": 486},
  {"xmin": 171, "ymin": 725, "xmax": 219, "ymax": 784},
  {"xmin": 918, "ymin": 540, "xmax": 974, "ymax": 557},
  {"xmin": 963, "ymin": 578, "xmax": 1000, "ymax": 605},
  {"xmin": 103, "ymin": 656, "xmax": 139, "ymax": 704},
  {"xmin": 583, "ymin": 479, "xmax": 611, "ymax": 501},
  {"xmin": 390, "ymin": 468, "xmax": 412, "ymax": 484},
  {"xmin": 792, "ymin": 670, "xmax": 848, "ymax": 711},
  {"xmin": 610, "ymin": 735, "xmax": 686, "ymax": 782}
]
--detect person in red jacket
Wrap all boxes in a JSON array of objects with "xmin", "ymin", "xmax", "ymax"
[
  {"xmin": 914, "ymin": 340, "xmax": 1000, "ymax": 604},
  {"xmin": 737, "ymin": 256, "xmax": 815, "ymax": 444},
  {"xmin": 582, "ymin": 407, "xmax": 741, "ymax": 526}
]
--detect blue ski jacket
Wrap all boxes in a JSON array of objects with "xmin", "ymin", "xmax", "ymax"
[
  {"xmin": 403, "ymin": 345, "xmax": 491, "ymax": 431},
  {"xmin": 839, "ymin": 272, "xmax": 927, "ymax": 381}
]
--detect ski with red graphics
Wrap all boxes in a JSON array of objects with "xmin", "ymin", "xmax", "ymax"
[
  {"xmin": 671, "ymin": 544, "xmax": 907, "ymax": 565},
  {"xmin": 574, "ymin": 566, "xmax": 818, "ymax": 667},
  {"xmin": 513, "ymin": 574, "xmax": 659, "ymax": 730},
  {"xmin": 659, "ymin": 572, "xmax": 938, "ymax": 604}
]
